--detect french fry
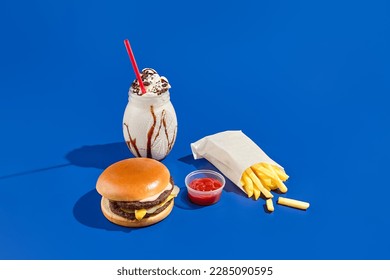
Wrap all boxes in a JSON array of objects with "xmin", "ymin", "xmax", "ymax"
[
  {"xmin": 260, "ymin": 177, "xmax": 272, "ymax": 187},
  {"xmin": 253, "ymin": 164, "xmax": 279, "ymax": 191},
  {"xmin": 239, "ymin": 162, "xmax": 309, "ymax": 213},
  {"xmin": 252, "ymin": 168, "xmax": 274, "ymax": 191},
  {"xmin": 277, "ymin": 197, "xmax": 310, "ymax": 210},
  {"xmin": 260, "ymin": 180, "xmax": 272, "ymax": 191},
  {"xmin": 245, "ymin": 168, "xmax": 273, "ymax": 199},
  {"xmin": 241, "ymin": 173, "xmax": 254, "ymax": 198},
  {"xmin": 244, "ymin": 168, "xmax": 262, "ymax": 200},
  {"xmin": 260, "ymin": 163, "xmax": 289, "ymax": 193},
  {"xmin": 275, "ymin": 180, "xmax": 288, "ymax": 193},
  {"xmin": 252, "ymin": 169, "xmax": 272, "ymax": 185},
  {"xmin": 271, "ymin": 164, "xmax": 289, "ymax": 181},
  {"xmin": 253, "ymin": 163, "xmax": 279, "ymax": 181},
  {"xmin": 268, "ymin": 179, "xmax": 277, "ymax": 190},
  {"xmin": 266, "ymin": 199, "xmax": 274, "ymax": 212},
  {"xmin": 252, "ymin": 186, "xmax": 261, "ymax": 200},
  {"xmin": 261, "ymin": 163, "xmax": 289, "ymax": 183}
]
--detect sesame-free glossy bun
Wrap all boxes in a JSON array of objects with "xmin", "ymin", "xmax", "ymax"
[
  {"xmin": 100, "ymin": 197, "xmax": 174, "ymax": 228},
  {"xmin": 96, "ymin": 158, "xmax": 170, "ymax": 201}
]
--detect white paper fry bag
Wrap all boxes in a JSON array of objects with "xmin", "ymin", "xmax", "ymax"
[{"xmin": 191, "ymin": 130, "xmax": 283, "ymax": 193}]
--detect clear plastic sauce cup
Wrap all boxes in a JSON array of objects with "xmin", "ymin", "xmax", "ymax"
[{"xmin": 185, "ymin": 170, "xmax": 225, "ymax": 205}]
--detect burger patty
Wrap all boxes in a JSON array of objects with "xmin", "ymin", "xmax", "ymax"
[
  {"xmin": 109, "ymin": 199, "xmax": 173, "ymax": 220},
  {"xmin": 112, "ymin": 177, "xmax": 175, "ymax": 210}
]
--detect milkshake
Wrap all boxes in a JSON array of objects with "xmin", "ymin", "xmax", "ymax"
[{"xmin": 123, "ymin": 68, "xmax": 177, "ymax": 161}]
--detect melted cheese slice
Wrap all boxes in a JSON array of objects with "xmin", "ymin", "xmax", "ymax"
[
  {"xmin": 126, "ymin": 185, "xmax": 180, "ymax": 220},
  {"xmin": 135, "ymin": 209, "xmax": 147, "ymax": 220}
]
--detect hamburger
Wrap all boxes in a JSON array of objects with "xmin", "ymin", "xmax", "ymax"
[{"xmin": 96, "ymin": 158, "xmax": 179, "ymax": 227}]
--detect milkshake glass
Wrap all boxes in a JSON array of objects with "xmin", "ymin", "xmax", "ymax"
[{"xmin": 123, "ymin": 68, "xmax": 177, "ymax": 160}]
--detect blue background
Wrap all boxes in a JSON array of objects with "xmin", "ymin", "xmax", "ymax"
[{"xmin": 1, "ymin": 0, "xmax": 389, "ymax": 259}]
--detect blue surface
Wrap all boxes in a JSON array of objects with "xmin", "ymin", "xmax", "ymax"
[{"xmin": 1, "ymin": 0, "xmax": 389, "ymax": 260}]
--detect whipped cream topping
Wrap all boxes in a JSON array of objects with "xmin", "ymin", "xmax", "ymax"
[{"xmin": 130, "ymin": 68, "xmax": 171, "ymax": 96}]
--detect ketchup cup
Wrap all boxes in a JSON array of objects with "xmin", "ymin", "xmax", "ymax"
[{"xmin": 185, "ymin": 170, "xmax": 226, "ymax": 206}]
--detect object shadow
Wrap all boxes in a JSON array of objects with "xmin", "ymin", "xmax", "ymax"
[
  {"xmin": 178, "ymin": 154, "xmax": 246, "ymax": 198},
  {"xmin": 174, "ymin": 187, "xmax": 205, "ymax": 210},
  {"xmin": 67, "ymin": 142, "xmax": 138, "ymax": 231},
  {"xmin": 73, "ymin": 189, "xmax": 134, "ymax": 232},
  {"xmin": 65, "ymin": 142, "xmax": 130, "ymax": 170},
  {"xmin": 0, "ymin": 142, "xmax": 130, "ymax": 179},
  {"xmin": 0, "ymin": 163, "xmax": 72, "ymax": 180},
  {"xmin": 263, "ymin": 204, "xmax": 272, "ymax": 214}
]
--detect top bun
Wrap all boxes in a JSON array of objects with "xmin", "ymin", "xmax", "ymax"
[{"xmin": 96, "ymin": 158, "xmax": 170, "ymax": 201}]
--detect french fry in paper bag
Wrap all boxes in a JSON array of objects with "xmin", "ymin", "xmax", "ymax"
[{"xmin": 190, "ymin": 130, "xmax": 283, "ymax": 195}]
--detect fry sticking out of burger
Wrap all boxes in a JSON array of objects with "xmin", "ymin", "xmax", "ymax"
[{"xmin": 96, "ymin": 158, "xmax": 179, "ymax": 227}]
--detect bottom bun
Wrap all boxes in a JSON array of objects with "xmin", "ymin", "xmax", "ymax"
[{"xmin": 101, "ymin": 197, "xmax": 174, "ymax": 228}]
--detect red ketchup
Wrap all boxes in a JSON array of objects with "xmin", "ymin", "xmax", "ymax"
[{"xmin": 188, "ymin": 178, "xmax": 223, "ymax": 205}]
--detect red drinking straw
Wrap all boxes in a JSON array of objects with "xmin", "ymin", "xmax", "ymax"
[{"xmin": 124, "ymin": 39, "xmax": 146, "ymax": 94}]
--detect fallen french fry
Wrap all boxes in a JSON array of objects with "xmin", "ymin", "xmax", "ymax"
[
  {"xmin": 277, "ymin": 197, "xmax": 310, "ymax": 210},
  {"xmin": 266, "ymin": 199, "xmax": 274, "ymax": 212}
]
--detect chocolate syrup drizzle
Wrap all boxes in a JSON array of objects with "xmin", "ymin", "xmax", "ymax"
[
  {"xmin": 123, "ymin": 123, "xmax": 141, "ymax": 157},
  {"xmin": 146, "ymin": 105, "xmax": 157, "ymax": 158},
  {"xmin": 163, "ymin": 112, "xmax": 176, "ymax": 152},
  {"xmin": 123, "ymin": 105, "xmax": 177, "ymax": 160}
]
